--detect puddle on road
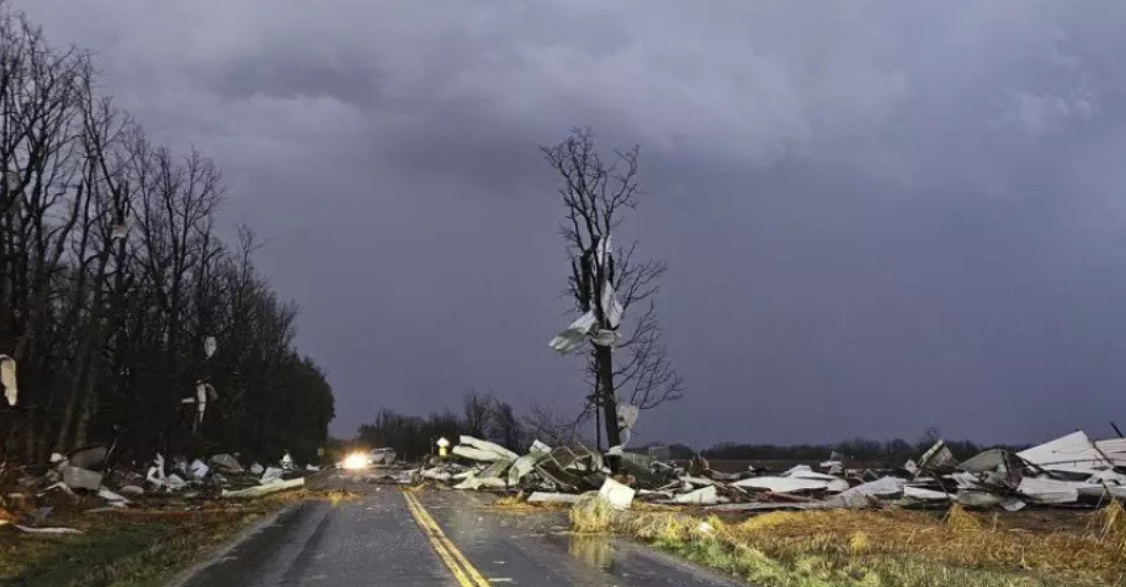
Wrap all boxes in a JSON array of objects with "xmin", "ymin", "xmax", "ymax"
[{"xmin": 567, "ymin": 534, "xmax": 615, "ymax": 571}]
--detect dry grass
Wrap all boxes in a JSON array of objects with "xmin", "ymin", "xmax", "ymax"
[{"xmin": 571, "ymin": 499, "xmax": 1126, "ymax": 587}]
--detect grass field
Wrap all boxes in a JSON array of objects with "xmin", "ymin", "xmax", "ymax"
[{"xmin": 571, "ymin": 497, "xmax": 1126, "ymax": 587}]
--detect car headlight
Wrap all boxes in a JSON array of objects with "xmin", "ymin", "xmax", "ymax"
[{"xmin": 342, "ymin": 452, "xmax": 369, "ymax": 470}]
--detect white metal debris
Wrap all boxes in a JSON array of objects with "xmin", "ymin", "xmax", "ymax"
[
  {"xmin": 97, "ymin": 487, "xmax": 130, "ymax": 507},
  {"xmin": 527, "ymin": 492, "xmax": 582, "ymax": 504},
  {"xmin": 549, "ymin": 311, "xmax": 597, "ymax": 354},
  {"xmin": 1017, "ymin": 477, "xmax": 1085, "ymax": 504},
  {"xmin": 1, "ymin": 354, "xmax": 17, "ymax": 407},
  {"xmin": 507, "ymin": 441, "xmax": 552, "ymax": 486},
  {"xmin": 598, "ymin": 477, "xmax": 635, "ymax": 510},
  {"xmin": 260, "ymin": 467, "xmax": 284, "ymax": 484},
  {"xmin": 902, "ymin": 486, "xmax": 950, "ymax": 501},
  {"xmin": 453, "ymin": 436, "xmax": 520, "ymax": 463},
  {"xmin": 600, "ymin": 283, "xmax": 624, "ymax": 330},
  {"xmin": 222, "ymin": 477, "xmax": 305, "ymax": 499},
  {"xmin": 1016, "ymin": 431, "xmax": 1113, "ymax": 474},
  {"xmin": 61, "ymin": 466, "xmax": 103, "ymax": 491},
  {"xmin": 674, "ymin": 485, "xmax": 719, "ymax": 505},
  {"xmin": 731, "ymin": 476, "xmax": 835, "ymax": 494},
  {"xmin": 189, "ymin": 459, "xmax": 210, "ymax": 479}
]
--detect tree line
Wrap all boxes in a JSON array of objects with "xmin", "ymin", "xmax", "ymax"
[
  {"xmin": 356, "ymin": 391, "xmax": 532, "ymax": 461},
  {"xmin": 651, "ymin": 433, "xmax": 1028, "ymax": 465},
  {"xmin": 0, "ymin": 3, "xmax": 334, "ymax": 466}
]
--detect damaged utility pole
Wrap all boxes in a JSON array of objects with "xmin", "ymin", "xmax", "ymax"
[{"xmin": 543, "ymin": 127, "xmax": 685, "ymax": 472}]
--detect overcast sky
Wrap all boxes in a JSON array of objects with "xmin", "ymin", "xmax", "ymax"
[{"xmin": 16, "ymin": 0, "xmax": 1126, "ymax": 448}]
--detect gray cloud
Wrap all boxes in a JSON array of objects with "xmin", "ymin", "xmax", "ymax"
[{"xmin": 16, "ymin": 0, "xmax": 1126, "ymax": 446}]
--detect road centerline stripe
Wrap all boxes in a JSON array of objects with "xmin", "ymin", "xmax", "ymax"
[
  {"xmin": 403, "ymin": 490, "xmax": 492, "ymax": 587},
  {"xmin": 403, "ymin": 490, "xmax": 475, "ymax": 587}
]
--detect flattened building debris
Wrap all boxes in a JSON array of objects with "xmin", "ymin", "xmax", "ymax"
[{"xmin": 411, "ymin": 427, "xmax": 1126, "ymax": 516}]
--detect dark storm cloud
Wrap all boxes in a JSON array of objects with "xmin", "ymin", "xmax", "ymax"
[{"xmin": 15, "ymin": 0, "xmax": 1126, "ymax": 447}]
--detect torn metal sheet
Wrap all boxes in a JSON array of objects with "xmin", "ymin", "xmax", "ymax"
[
  {"xmin": 918, "ymin": 440, "xmax": 958, "ymax": 473},
  {"xmin": 902, "ymin": 486, "xmax": 951, "ymax": 501},
  {"xmin": 706, "ymin": 502, "xmax": 839, "ymax": 512},
  {"xmin": 1094, "ymin": 438, "xmax": 1126, "ymax": 468},
  {"xmin": 454, "ymin": 460, "xmax": 512, "ymax": 490},
  {"xmin": 781, "ymin": 466, "xmax": 850, "ymax": 492},
  {"xmin": 454, "ymin": 436, "xmax": 519, "ymax": 462},
  {"xmin": 836, "ymin": 477, "xmax": 906, "ymax": 508},
  {"xmin": 190, "ymin": 459, "xmax": 210, "ymax": 479},
  {"xmin": 731, "ymin": 476, "xmax": 835, "ymax": 493},
  {"xmin": 222, "ymin": 477, "xmax": 304, "ymax": 498},
  {"xmin": 597, "ymin": 478, "xmax": 635, "ymax": 510},
  {"xmin": 527, "ymin": 492, "xmax": 582, "ymax": 504},
  {"xmin": 549, "ymin": 311, "xmax": 596, "ymax": 354},
  {"xmin": 11, "ymin": 524, "xmax": 83, "ymax": 534},
  {"xmin": 1017, "ymin": 477, "xmax": 1086, "ymax": 504},
  {"xmin": 0, "ymin": 354, "xmax": 16, "ymax": 407},
  {"xmin": 62, "ymin": 466, "xmax": 103, "ymax": 491},
  {"xmin": 600, "ymin": 283, "xmax": 624, "ymax": 329},
  {"xmin": 97, "ymin": 487, "xmax": 130, "ymax": 507},
  {"xmin": 615, "ymin": 403, "xmax": 639, "ymax": 449},
  {"xmin": 674, "ymin": 485, "xmax": 718, "ymax": 505},
  {"xmin": 210, "ymin": 454, "xmax": 244, "ymax": 473},
  {"xmin": 67, "ymin": 446, "xmax": 108, "ymax": 470},
  {"xmin": 957, "ymin": 449, "xmax": 1007, "ymax": 473},
  {"xmin": 260, "ymin": 467, "xmax": 284, "ymax": 484},
  {"xmin": 507, "ymin": 442, "xmax": 552, "ymax": 486},
  {"xmin": 1017, "ymin": 431, "xmax": 1112, "ymax": 474},
  {"xmin": 956, "ymin": 490, "xmax": 1025, "ymax": 511}
]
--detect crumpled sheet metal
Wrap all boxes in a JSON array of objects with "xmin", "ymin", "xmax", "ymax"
[
  {"xmin": 453, "ymin": 436, "xmax": 520, "ymax": 463},
  {"xmin": 222, "ymin": 477, "xmax": 305, "ymax": 498},
  {"xmin": 1017, "ymin": 431, "xmax": 1114, "ymax": 474}
]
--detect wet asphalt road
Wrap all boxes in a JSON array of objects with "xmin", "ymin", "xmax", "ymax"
[{"xmin": 175, "ymin": 474, "xmax": 748, "ymax": 587}]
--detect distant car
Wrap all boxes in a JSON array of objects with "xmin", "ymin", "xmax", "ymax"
[
  {"xmin": 339, "ymin": 447, "xmax": 397, "ymax": 471},
  {"xmin": 370, "ymin": 448, "xmax": 396, "ymax": 465}
]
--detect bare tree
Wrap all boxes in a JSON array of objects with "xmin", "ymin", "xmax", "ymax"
[
  {"xmin": 462, "ymin": 390, "xmax": 494, "ymax": 439},
  {"xmin": 542, "ymin": 128, "xmax": 684, "ymax": 467},
  {"xmin": 490, "ymin": 398, "xmax": 524, "ymax": 452},
  {"xmin": 521, "ymin": 403, "xmax": 585, "ymax": 447}
]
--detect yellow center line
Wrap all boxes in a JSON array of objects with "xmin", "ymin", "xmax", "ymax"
[
  {"xmin": 403, "ymin": 490, "xmax": 475, "ymax": 587},
  {"xmin": 403, "ymin": 490, "xmax": 492, "ymax": 587}
]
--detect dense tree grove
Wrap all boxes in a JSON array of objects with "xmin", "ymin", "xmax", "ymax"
[{"xmin": 0, "ymin": 4, "xmax": 334, "ymax": 465}]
